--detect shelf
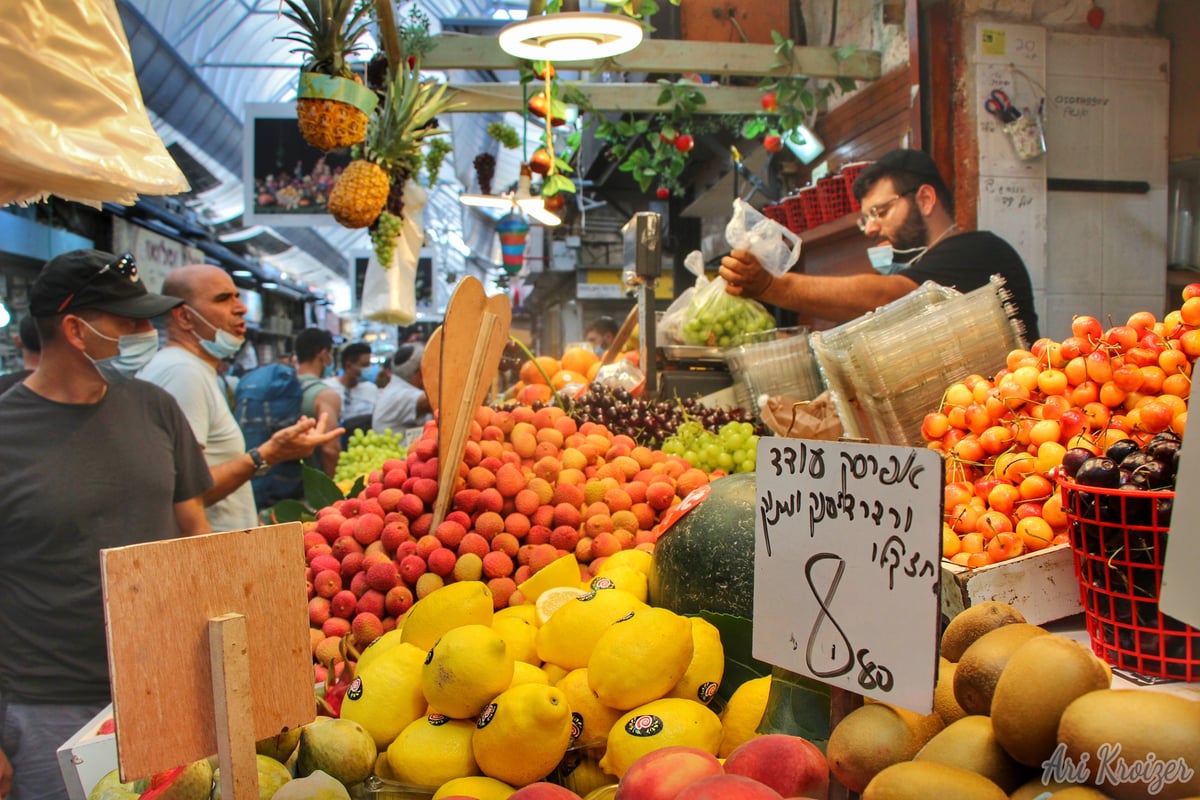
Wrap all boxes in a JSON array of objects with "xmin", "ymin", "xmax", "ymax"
[{"xmin": 795, "ymin": 213, "xmax": 861, "ymax": 247}]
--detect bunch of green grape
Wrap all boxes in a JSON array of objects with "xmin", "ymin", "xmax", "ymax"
[
  {"xmin": 660, "ymin": 419, "xmax": 758, "ymax": 474},
  {"xmin": 681, "ymin": 296, "xmax": 776, "ymax": 348},
  {"xmin": 334, "ymin": 428, "xmax": 408, "ymax": 482},
  {"xmin": 370, "ymin": 212, "xmax": 403, "ymax": 267}
]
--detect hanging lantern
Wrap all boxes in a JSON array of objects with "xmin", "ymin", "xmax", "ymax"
[{"xmin": 496, "ymin": 210, "xmax": 530, "ymax": 275}]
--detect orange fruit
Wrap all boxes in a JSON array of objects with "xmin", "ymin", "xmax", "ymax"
[
  {"xmin": 551, "ymin": 369, "xmax": 588, "ymax": 391},
  {"xmin": 586, "ymin": 361, "xmax": 602, "ymax": 382},
  {"xmin": 520, "ymin": 356, "xmax": 561, "ymax": 386},
  {"xmin": 560, "ymin": 346, "xmax": 600, "ymax": 376}
]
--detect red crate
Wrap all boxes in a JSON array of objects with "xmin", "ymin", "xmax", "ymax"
[
  {"xmin": 762, "ymin": 202, "xmax": 788, "ymax": 227},
  {"xmin": 780, "ymin": 195, "xmax": 807, "ymax": 233},
  {"xmin": 1059, "ymin": 477, "xmax": 1197, "ymax": 682},
  {"xmin": 798, "ymin": 186, "xmax": 824, "ymax": 227},
  {"xmin": 816, "ymin": 174, "xmax": 854, "ymax": 222},
  {"xmin": 839, "ymin": 161, "xmax": 872, "ymax": 212}
]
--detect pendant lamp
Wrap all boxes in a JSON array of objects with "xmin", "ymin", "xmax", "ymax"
[{"xmin": 498, "ymin": 0, "xmax": 643, "ymax": 63}]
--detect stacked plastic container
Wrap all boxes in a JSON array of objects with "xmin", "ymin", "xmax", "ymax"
[{"xmin": 723, "ymin": 327, "xmax": 823, "ymax": 420}]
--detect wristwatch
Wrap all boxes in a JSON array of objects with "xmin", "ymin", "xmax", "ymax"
[{"xmin": 247, "ymin": 448, "xmax": 271, "ymax": 477}]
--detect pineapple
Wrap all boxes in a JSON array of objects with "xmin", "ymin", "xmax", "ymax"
[
  {"xmin": 279, "ymin": 0, "xmax": 373, "ymax": 150},
  {"xmin": 329, "ymin": 63, "xmax": 460, "ymax": 229}
]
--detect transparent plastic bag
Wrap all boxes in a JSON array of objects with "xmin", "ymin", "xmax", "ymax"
[
  {"xmin": 680, "ymin": 275, "xmax": 775, "ymax": 347},
  {"xmin": 658, "ymin": 250, "xmax": 706, "ymax": 346},
  {"xmin": 362, "ymin": 181, "xmax": 426, "ymax": 325},
  {"xmin": 725, "ymin": 198, "xmax": 803, "ymax": 277}
]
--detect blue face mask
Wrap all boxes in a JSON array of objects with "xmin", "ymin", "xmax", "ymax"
[
  {"xmin": 362, "ymin": 364, "xmax": 380, "ymax": 383},
  {"xmin": 187, "ymin": 305, "xmax": 245, "ymax": 360},
  {"xmin": 79, "ymin": 319, "xmax": 160, "ymax": 382},
  {"xmin": 867, "ymin": 244, "xmax": 929, "ymax": 275}
]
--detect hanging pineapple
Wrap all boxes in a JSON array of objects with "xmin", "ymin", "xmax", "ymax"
[
  {"xmin": 328, "ymin": 62, "xmax": 459, "ymax": 230},
  {"xmin": 279, "ymin": 0, "xmax": 377, "ymax": 151}
]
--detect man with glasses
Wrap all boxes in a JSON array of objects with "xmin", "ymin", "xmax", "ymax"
[
  {"xmin": 720, "ymin": 148, "xmax": 1039, "ymax": 340},
  {"xmin": 0, "ymin": 250, "xmax": 214, "ymax": 800},
  {"xmin": 140, "ymin": 264, "xmax": 344, "ymax": 533}
]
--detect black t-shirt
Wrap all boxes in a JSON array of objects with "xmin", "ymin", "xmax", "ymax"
[
  {"xmin": 899, "ymin": 230, "xmax": 1040, "ymax": 341},
  {"xmin": 0, "ymin": 369, "xmax": 31, "ymax": 396},
  {"xmin": 0, "ymin": 378, "xmax": 212, "ymax": 703}
]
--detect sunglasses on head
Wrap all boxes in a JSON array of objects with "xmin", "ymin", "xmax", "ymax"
[{"xmin": 57, "ymin": 253, "xmax": 138, "ymax": 313}]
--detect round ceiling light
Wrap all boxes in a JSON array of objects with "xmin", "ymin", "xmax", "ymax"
[{"xmin": 498, "ymin": 12, "xmax": 644, "ymax": 62}]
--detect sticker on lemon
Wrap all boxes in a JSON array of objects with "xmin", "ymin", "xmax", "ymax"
[
  {"xmin": 555, "ymin": 668, "xmax": 624, "ymax": 747},
  {"xmin": 473, "ymin": 683, "xmax": 574, "ymax": 786},
  {"xmin": 587, "ymin": 606, "xmax": 693, "ymax": 710},
  {"xmin": 339, "ymin": 641, "xmax": 427, "ymax": 749},
  {"xmin": 535, "ymin": 588, "xmax": 647, "ymax": 670},
  {"xmin": 400, "ymin": 580, "xmax": 494, "ymax": 651},
  {"xmin": 665, "ymin": 616, "xmax": 724, "ymax": 705},
  {"xmin": 386, "ymin": 714, "xmax": 479, "ymax": 788},
  {"xmin": 421, "ymin": 624, "xmax": 514, "ymax": 719},
  {"xmin": 599, "ymin": 697, "xmax": 723, "ymax": 778},
  {"xmin": 588, "ymin": 567, "xmax": 647, "ymax": 602}
]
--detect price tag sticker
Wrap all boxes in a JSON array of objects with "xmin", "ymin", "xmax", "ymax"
[{"xmin": 753, "ymin": 438, "xmax": 943, "ymax": 712}]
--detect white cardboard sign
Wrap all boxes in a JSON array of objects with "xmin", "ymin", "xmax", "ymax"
[
  {"xmin": 753, "ymin": 438, "xmax": 943, "ymax": 713},
  {"xmin": 1159, "ymin": 433, "xmax": 1200, "ymax": 629}
]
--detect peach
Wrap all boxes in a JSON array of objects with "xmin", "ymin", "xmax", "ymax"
[
  {"xmin": 614, "ymin": 745, "xmax": 722, "ymax": 800},
  {"xmin": 507, "ymin": 782, "xmax": 582, "ymax": 799},
  {"xmin": 722, "ymin": 734, "xmax": 829, "ymax": 800},
  {"xmin": 673, "ymin": 774, "xmax": 782, "ymax": 800}
]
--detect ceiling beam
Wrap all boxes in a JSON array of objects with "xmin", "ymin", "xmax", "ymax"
[
  {"xmin": 448, "ymin": 82, "xmax": 786, "ymax": 114},
  {"xmin": 425, "ymin": 35, "xmax": 881, "ymax": 82}
]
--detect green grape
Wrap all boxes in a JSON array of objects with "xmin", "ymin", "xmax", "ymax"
[{"xmin": 334, "ymin": 428, "xmax": 408, "ymax": 482}]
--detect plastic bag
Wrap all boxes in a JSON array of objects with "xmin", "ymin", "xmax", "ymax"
[
  {"xmin": 658, "ymin": 250, "xmax": 706, "ymax": 346},
  {"xmin": 362, "ymin": 181, "xmax": 427, "ymax": 325},
  {"xmin": 725, "ymin": 198, "xmax": 803, "ymax": 276},
  {"xmin": 0, "ymin": 0, "xmax": 188, "ymax": 206},
  {"xmin": 680, "ymin": 275, "xmax": 776, "ymax": 347}
]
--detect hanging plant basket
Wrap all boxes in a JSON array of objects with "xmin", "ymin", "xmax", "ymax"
[{"xmin": 296, "ymin": 73, "xmax": 380, "ymax": 151}]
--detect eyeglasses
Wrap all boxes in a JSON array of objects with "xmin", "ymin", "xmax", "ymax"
[
  {"xmin": 57, "ymin": 253, "xmax": 139, "ymax": 313},
  {"xmin": 856, "ymin": 189, "xmax": 917, "ymax": 232}
]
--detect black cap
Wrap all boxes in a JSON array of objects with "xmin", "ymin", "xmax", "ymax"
[
  {"xmin": 29, "ymin": 249, "xmax": 183, "ymax": 319},
  {"xmin": 871, "ymin": 149, "xmax": 944, "ymax": 184}
]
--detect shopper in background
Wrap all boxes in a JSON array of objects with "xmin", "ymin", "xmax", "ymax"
[
  {"xmin": 0, "ymin": 250, "xmax": 213, "ymax": 800},
  {"xmin": 0, "ymin": 315, "xmax": 42, "ymax": 395},
  {"xmin": 372, "ymin": 342, "xmax": 431, "ymax": 435},
  {"xmin": 295, "ymin": 327, "xmax": 343, "ymax": 476},
  {"xmin": 326, "ymin": 341, "xmax": 378, "ymax": 435},
  {"xmin": 585, "ymin": 315, "xmax": 619, "ymax": 355},
  {"xmin": 720, "ymin": 148, "xmax": 1039, "ymax": 340},
  {"xmin": 140, "ymin": 264, "xmax": 343, "ymax": 533}
]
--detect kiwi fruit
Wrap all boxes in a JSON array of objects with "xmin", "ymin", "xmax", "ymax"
[
  {"xmin": 940, "ymin": 601, "xmax": 1026, "ymax": 662},
  {"xmin": 953, "ymin": 623, "xmax": 1049, "ymax": 715}
]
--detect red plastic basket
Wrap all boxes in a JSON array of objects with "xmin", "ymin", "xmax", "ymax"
[
  {"xmin": 1059, "ymin": 477, "xmax": 1197, "ymax": 682},
  {"xmin": 762, "ymin": 202, "xmax": 787, "ymax": 227},
  {"xmin": 780, "ymin": 195, "xmax": 808, "ymax": 233},
  {"xmin": 839, "ymin": 161, "xmax": 872, "ymax": 212},
  {"xmin": 816, "ymin": 174, "xmax": 854, "ymax": 223},
  {"xmin": 798, "ymin": 185, "xmax": 824, "ymax": 227}
]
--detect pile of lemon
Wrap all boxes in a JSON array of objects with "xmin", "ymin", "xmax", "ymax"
[{"xmin": 337, "ymin": 552, "xmax": 769, "ymax": 798}]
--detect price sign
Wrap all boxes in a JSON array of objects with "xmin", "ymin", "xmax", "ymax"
[
  {"xmin": 1159, "ymin": 434, "xmax": 1200, "ymax": 629},
  {"xmin": 753, "ymin": 438, "xmax": 943, "ymax": 712}
]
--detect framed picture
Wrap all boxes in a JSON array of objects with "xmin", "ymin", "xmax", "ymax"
[{"xmin": 242, "ymin": 102, "xmax": 354, "ymax": 228}]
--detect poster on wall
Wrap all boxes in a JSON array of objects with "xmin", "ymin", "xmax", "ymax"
[
  {"xmin": 242, "ymin": 102, "xmax": 354, "ymax": 228},
  {"xmin": 111, "ymin": 217, "xmax": 206, "ymax": 293}
]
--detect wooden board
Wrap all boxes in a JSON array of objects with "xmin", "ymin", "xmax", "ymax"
[
  {"xmin": 422, "ymin": 327, "xmax": 444, "ymax": 413},
  {"xmin": 422, "ymin": 292, "xmax": 512, "ymax": 412},
  {"xmin": 939, "ymin": 544, "xmax": 1082, "ymax": 627},
  {"xmin": 100, "ymin": 524, "xmax": 314, "ymax": 781}
]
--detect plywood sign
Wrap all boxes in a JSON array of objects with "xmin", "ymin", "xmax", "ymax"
[{"xmin": 101, "ymin": 524, "xmax": 314, "ymax": 780}]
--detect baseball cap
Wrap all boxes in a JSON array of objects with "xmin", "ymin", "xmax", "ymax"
[
  {"xmin": 29, "ymin": 249, "xmax": 184, "ymax": 319},
  {"xmin": 871, "ymin": 149, "xmax": 944, "ymax": 184},
  {"xmin": 393, "ymin": 342, "xmax": 425, "ymax": 380}
]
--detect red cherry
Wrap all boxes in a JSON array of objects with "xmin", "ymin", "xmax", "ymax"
[
  {"xmin": 655, "ymin": 187, "xmax": 670, "ymax": 200},
  {"xmin": 1086, "ymin": 5, "xmax": 1104, "ymax": 29},
  {"xmin": 763, "ymin": 134, "xmax": 783, "ymax": 153},
  {"xmin": 674, "ymin": 134, "xmax": 694, "ymax": 153},
  {"xmin": 761, "ymin": 92, "xmax": 778, "ymax": 112}
]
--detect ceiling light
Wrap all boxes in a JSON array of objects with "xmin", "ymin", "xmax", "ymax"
[
  {"xmin": 499, "ymin": 12, "xmax": 643, "ymax": 62},
  {"xmin": 231, "ymin": 269, "xmax": 254, "ymax": 278},
  {"xmin": 460, "ymin": 167, "xmax": 563, "ymax": 227},
  {"xmin": 261, "ymin": 281, "xmax": 279, "ymax": 290}
]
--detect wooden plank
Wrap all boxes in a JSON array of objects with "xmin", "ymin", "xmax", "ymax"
[
  {"xmin": 938, "ymin": 544, "xmax": 1082, "ymax": 627},
  {"xmin": 426, "ymin": 35, "xmax": 882, "ymax": 81},
  {"xmin": 679, "ymin": 0, "xmax": 790, "ymax": 45},
  {"xmin": 448, "ymin": 82, "xmax": 787, "ymax": 115},
  {"xmin": 209, "ymin": 613, "xmax": 259, "ymax": 800},
  {"xmin": 101, "ymin": 524, "xmax": 314, "ymax": 781}
]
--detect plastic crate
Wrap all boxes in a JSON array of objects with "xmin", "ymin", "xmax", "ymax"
[
  {"xmin": 723, "ymin": 327, "xmax": 823, "ymax": 421},
  {"xmin": 1059, "ymin": 478, "xmax": 1197, "ymax": 682},
  {"xmin": 780, "ymin": 195, "xmax": 808, "ymax": 233},
  {"xmin": 816, "ymin": 174, "xmax": 854, "ymax": 222},
  {"xmin": 798, "ymin": 185, "xmax": 824, "ymax": 227},
  {"xmin": 762, "ymin": 202, "xmax": 787, "ymax": 227},
  {"xmin": 839, "ymin": 161, "xmax": 872, "ymax": 211}
]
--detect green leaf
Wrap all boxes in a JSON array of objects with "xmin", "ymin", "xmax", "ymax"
[
  {"xmin": 837, "ymin": 77, "xmax": 859, "ymax": 93},
  {"xmin": 760, "ymin": 667, "xmax": 833, "ymax": 749},
  {"xmin": 656, "ymin": 89, "xmax": 673, "ymax": 106},
  {"xmin": 303, "ymin": 465, "xmax": 344, "ymax": 511},
  {"xmin": 348, "ymin": 474, "xmax": 367, "ymax": 499},
  {"xmin": 633, "ymin": 119, "xmax": 650, "ymax": 134},
  {"xmin": 742, "ymin": 117, "xmax": 768, "ymax": 138},
  {"xmin": 267, "ymin": 499, "xmax": 313, "ymax": 524},
  {"xmin": 616, "ymin": 120, "xmax": 635, "ymax": 137},
  {"xmin": 835, "ymin": 46, "xmax": 859, "ymax": 61}
]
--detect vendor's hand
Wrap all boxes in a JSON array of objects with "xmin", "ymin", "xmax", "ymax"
[
  {"xmin": 720, "ymin": 249, "xmax": 774, "ymax": 298},
  {"xmin": 0, "ymin": 746, "xmax": 13, "ymax": 799},
  {"xmin": 262, "ymin": 413, "xmax": 346, "ymax": 463}
]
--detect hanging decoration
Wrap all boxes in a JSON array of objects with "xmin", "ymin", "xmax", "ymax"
[{"xmin": 496, "ymin": 211, "xmax": 531, "ymax": 275}]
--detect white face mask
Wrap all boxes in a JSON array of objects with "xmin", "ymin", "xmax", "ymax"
[
  {"xmin": 187, "ymin": 305, "xmax": 244, "ymax": 360},
  {"xmin": 78, "ymin": 319, "xmax": 160, "ymax": 382}
]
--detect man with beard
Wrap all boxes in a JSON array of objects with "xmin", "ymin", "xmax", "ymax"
[{"xmin": 719, "ymin": 148, "xmax": 1039, "ymax": 340}]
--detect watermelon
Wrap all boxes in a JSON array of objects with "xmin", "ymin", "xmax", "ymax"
[{"xmin": 648, "ymin": 472, "xmax": 757, "ymax": 618}]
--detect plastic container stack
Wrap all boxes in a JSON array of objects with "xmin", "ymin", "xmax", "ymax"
[{"xmin": 723, "ymin": 327, "xmax": 823, "ymax": 420}]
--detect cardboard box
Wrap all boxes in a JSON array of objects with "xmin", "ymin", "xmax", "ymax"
[
  {"xmin": 57, "ymin": 704, "xmax": 117, "ymax": 800},
  {"xmin": 940, "ymin": 543, "xmax": 1083, "ymax": 626}
]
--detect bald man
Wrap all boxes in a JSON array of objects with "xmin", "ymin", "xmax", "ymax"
[{"xmin": 140, "ymin": 264, "xmax": 343, "ymax": 531}]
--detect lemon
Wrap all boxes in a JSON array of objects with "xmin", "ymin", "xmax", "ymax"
[
  {"xmin": 473, "ymin": 684, "xmax": 574, "ymax": 786},
  {"xmin": 386, "ymin": 714, "xmax": 479, "ymax": 788},
  {"xmin": 583, "ymin": 787, "xmax": 618, "ymax": 800},
  {"xmin": 555, "ymin": 668, "xmax": 624, "ymax": 747},
  {"xmin": 400, "ymin": 580, "xmax": 494, "ymax": 651},
  {"xmin": 542, "ymin": 662, "xmax": 570, "ymax": 685},
  {"xmin": 354, "ymin": 627, "xmax": 406, "ymax": 673},
  {"xmin": 718, "ymin": 675, "xmax": 771, "ymax": 757},
  {"xmin": 534, "ymin": 586, "xmax": 587, "ymax": 626},
  {"xmin": 372, "ymin": 752, "xmax": 394, "ymax": 781},
  {"xmin": 588, "ymin": 566, "xmax": 648, "ymax": 602},
  {"xmin": 599, "ymin": 698, "xmax": 723, "ymax": 778},
  {"xmin": 339, "ymin": 642, "xmax": 427, "ymax": 749},
  {"xmin": 509, "ymin": 661, "xmax": 550, "ymax": 688},
  {"xmin": 432, "ymin": 775, "xmax": 515, "ymax": 800},
  {"xmin": 491, "ymin": 615, "xmax": 539, "ymax": 664},
  {"xmin": 517, "ymin": 553, "xmax": 583, "ymax": 602},
  {"xmin": 536, "ymin": 588, "xmax": 647, "ymax": 670},
  {"xmin": 666, "ymin": 616, "xmax": 725, "ymax": 705},
  {"xmin": 557, "ymin": 749, "xmax": 616, "ymax": 797},
  {"xmin": 598, "ymin": 548, "xmax": 653, "ymax": 577},
  {"xmin": 422, "ymin": 624, "xmax": 514, "ymax": 719},
  {"xmin": 588, "ymin": 607, "xmax": 693, "ymax": 710},
  {"xmin": 494, "ymin": 604, "xmax": 538, "ymax": 627}
]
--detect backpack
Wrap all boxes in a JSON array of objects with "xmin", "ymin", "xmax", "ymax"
[{"xmin": 234, "ymin": 363, "xmax": 327, "ymax": 508}]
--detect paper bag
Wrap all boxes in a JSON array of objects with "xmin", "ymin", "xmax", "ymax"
[
  {"xmin": 761, "ymin": 390, "xmax": 845, "ymax": 441},
  {"xmin": 362, "ymin": 181, "xmax": 427, "ymax": 325}
]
